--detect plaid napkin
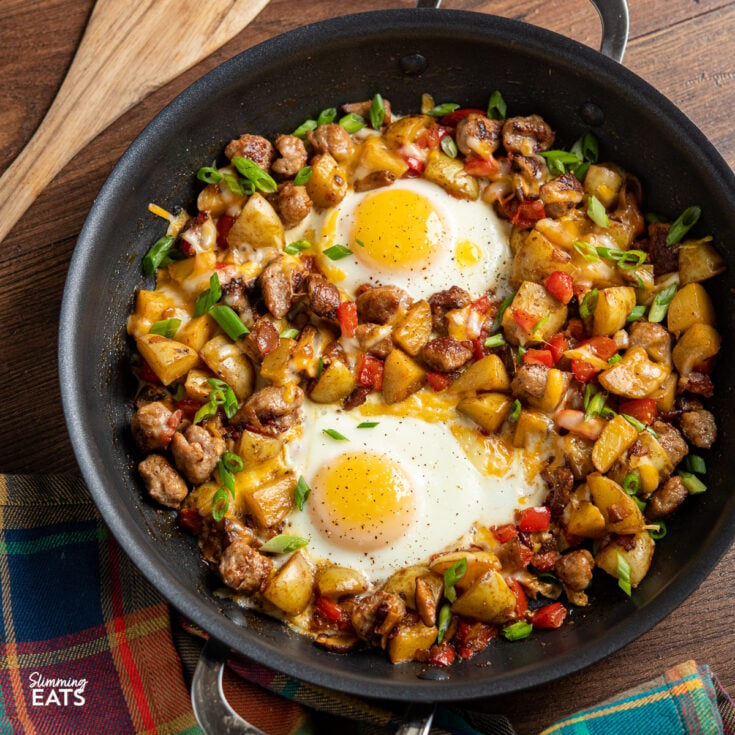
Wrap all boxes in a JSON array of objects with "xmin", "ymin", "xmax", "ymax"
[{"xmin": 0, "ymin": 474, "xmax": 732, "ymax": 735}]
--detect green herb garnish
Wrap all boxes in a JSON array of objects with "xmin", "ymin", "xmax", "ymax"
[
  {"xmin": 502, "ymin": 621, "xmax": 533, "ymax": 641},
  {"xmin": 294, "ymin": 475, "xmax": 311, "ymax": 511},
  {"xmin": 666, "ymin": 206, "xmax": 701, "ymax": 246},
  {"xmin": 196, "ymin": 166, "xmax": 222, "ymax": 184},
  {"xmin": 339, "ymin": 112, "xmax": 366, "ymax": 134},
  {"xmin": 322, "ymin": 244, "xmax": 353, "ymax": 260},
  {"xmin": 648, "ymin": 283, "xmax": 677, "ymax": 323},
  {"xmin": 284, "ymin": 239, "xmax": 313, "ymax": 255},
  {"xmin": 294, "ymin": 166, "xmax": 312, "ymax": 186},
  {"xmin": 232, "ymin": 157, "xmax": 278, "ymax": 194},
  {"xmin": 259, "ymin": 534, "xmax": 309, "ymax": 554},
  {"xmin": 484, "ymin": 333, "xmax": 507, "ymax": 349},
  {"xmin": 370, "ymin": 93, "xmax": 386, "ymax": 129},
  {"xmin": 317, "ymin": 108, "xmax": 338, "ymax": 126},
  {"xmin": 443, "ymin": 558, "xmax": 467, "ymax": 603},
  {"xmin": 436, "ymin": 603, "xmax": 452, "ymax": 644},
  {"xmin": 617, "ymin": 552, "xmax": 632, "ymax": 596},
  {"xmin": 579, "ymin": 288, "xmax": 599, "ymax": 318},
  {"xmin": 486, "ymin": 90, "xmax": 507, "ymax": 120},
  {"xmin": 322, "ymin": 428, "xmax": 348, "ymax": 441},
  {"xmin": 587, "ymin": 195, "xmax": 609, "ymax": 227},
  {"xmin": 142, "ymin": 235, "xmax": 176, "ymax": 275},
  {"xmin": 194, "ymin": 273, "xmax": 222, "ymax": 317},
  {"xmin": 209, "ymin": 304, "xmax": 250, "ymax": 340},
  {"xmin": 149, "ymin": 318, "xmax": 181, "ymax": 339}
]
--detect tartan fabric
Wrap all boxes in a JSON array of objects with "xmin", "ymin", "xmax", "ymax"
[{"xmin": 0, "ymin": 473, "xmax": 732, "ymax": 735}]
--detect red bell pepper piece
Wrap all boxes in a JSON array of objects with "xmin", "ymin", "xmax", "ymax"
[
  {"xmin": 464, "ymin": 154, "xmax": 499, "ymax": 177},
  {"xmin": 356, "ymin": 354, "xmax": 384, "ymax": 391},
  {"xmin": 518, "ymin": 506, "xmax": 551, "ymax": 533},
  {"xmin": 506, "ymin": 578, "xmax": 528, "ymax": 618},
  {"xmin": 316, "ymin": 596, "xmax": 344, "ymax": 622},
  {"xmin": 337, "ymin": 301, "xmax": 358, "ymax": 338},
  {"xmin": 544, "ymin": 271, "xmax": 574, "ymax": 305},
  {"xmin": 580, "ymin": 336, "xmax": 619, "ymax": 361},
  {"xmin": 471, "ymin": 294, "xmax": 492, "ymax": 314},
  {"xmin": 512, "ymin": 308, "xmax": 538, "ymax": 335},
  {"xmin": 428, "ymin": 642, "xmax": 456, "ymax": 667},
  {"xmin": 439, "ymin": 107, "xmax": 485, "ymax": 126},
  {"xmin": 139, "ymin": 359, "xmax": 161, "ymax": 385},
  {"xmin": 531, "ymin": 602, "xmax": 568, "ymax": 629},
  {"xmin": 178, "ymin": 507, "xmax": 203, "ymax": 535},
  {"xmin": 546, "ymin": 332, "xmax": 569, "ymax": 364},
  {"xmin": 571, "ymin": 359, "xmax": 597, "ymax": 383},
  {"xmin": 619, "ymin": 398, "xmax": 657, "ymax": 425},
  {"xmin": 531, "ymin": 550, "xmax": 560, "ymax": 572},
  {"xmin": 426, "ymin": 371, "xmax": 452, "ymax": 392},
  {"xmin": 216, "ymin": 214, "xmax": 236, "ymax": 248},
  {"xmin": 522, "ymin": 349, "xmax": 553, "ymax": 368},
  {"xmin": 510, "ymin": 199, "xmax": 546, "ymax": 228},
  {"xmin": 492, "ymin": 524, "xmax": 518, "ymax": 544},
  {"xmin": 402, "ymin": 155, "xmax": 425, "ymax": 176}
]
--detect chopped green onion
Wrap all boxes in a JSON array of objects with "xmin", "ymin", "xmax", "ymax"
[
  {"xmin": 357, "ymin": 421, "xmax": 379, "ymax": 428},
  {"xmin": 573, "ymin": 240, "xmax": 600, "ymax": 262},
  {"xmin": 197, "ymin": 166, "xmax": 222, "ymax": 184},
  {"xmin": 426, "ymin": 102, "xmax": 460, "ymax": 117},
  {"xmin": 217, "ymin": 460, "xmax": 236, "ymax": 496},
  {"xmin": 193, "ymin": 401, "xmax": 218, "ymax": 424},
  {"xmin": 617, "ymin": 552, "xmax": 632, "ymax": 596},
  {"xmin": 279, "ymin": 328, "xmax": 300, "ymax": 339},
  {"xmin": 585, "ymin": 391, "xmax": 608, "ymax": 421},
  {"xmin": 616, "ymin": 250, "xmax": 647, "ymax": 270},
  {"xmin": 211, "ymin": 488, "xmax": 230, "ymax": 522},
  {"xmin": 232, "ymin": 157, "xmax": 278, "ymax": 194},
  {"xmin": 322, "ymin": 428, "xmax": 348, "ymax": 441},
  {"xmin": 622, "ymin": 413, "xmax": 646, "ymax": 433},
  {"xmin": 294, "ymin": 475, "xmax": 311, "ymax": 511},
  {"xmin": 540, "ymin": 150, "xmax": 582, "ymax": 166},
  {"xmin": 484, "ymin": 333, "xmax": 507, "ymax": 349},
  {"xmin": 440, "ymin": 136, "xmax": 458, "ymax": 158},
  {"xmin": 491, "ymin": 291, "xmax": 516, "ymax": 332},
  {"xmin": 646, "ymin": 212, "xmax": 664, "ymax": 224},
  {"xmin": 294, "ymin": 166, "xmax": 312, "ymax": 186},
  {"xmin": 531, "ymin": 313, "xmax": 550, "ymax": 336},
  {"xmin": 631, "ymin": 495, "xmax": 647, "ymax": 512},
  {"xmin": 284, "ymin": 239, "xmax": 313, "ymax": 255},
  {"xmin": 149, "ymin": 318, "xmax": 181, "ymax": 339},
  {"xmin": 209, "ymin": 304, "xmax": 250, "ymax": 340},
  {"xmin": 443, "ymin": 558, "xmax": 467, "ymax": 603},
  {"xmin": 679, "ymin": 471, "xmax": 707, "ymax": 494},
  {"xmin": 292, "ymin": 119, "xmax": 317, "ymax": 139},
  {"xmin": 199, "ymin": 378, "xmax": 238, "ymax": 420},
  {"xmin": 516, "ymin": 345, "xmax": 527, "ymax": 365},
  {"xmin": 607, "ymin": 354, "xmax": 622, "ymax": 365},
  {"xmin": 571, "ymin": 161, "xmax": 591, "ymax": 182},
  {"xmin": 317, "ymin": 357, "xmax": 324, "ymax": 379},
  {"xmin": 369, "ymin": 93, "xmax": 386, "ymax": 129},
  {"xmin": 579, "ymin": 288, "xmax": 599, "ymax": 318},
  {"xmin": 194, "ymin": 273, "xmax": 222, "ymax": 317},
  {"xmin": 221, "ymin": 451, "xmax": 243, "ymax": 474},
  {"xmin": 648, "ymin": 283, "xmax": 678, "ymax": 323},
  {"xmin": 571, "ymin": 132, "xmax": 599, "ymax": 163},
  {"xmin": 436, "ymin": 603, "xmax": 452, "ymax": 644},
  {"xmin": 317, "ymin": 107, "xmax": 337, "ymax": 126},
  {"xmin": 648, "ymin": 520, "xmax": 667, "ymax": 540},
  {"xmin": 487, "ymin": 90, "xmax": 507, "ymax": 120},
  {"xmin": 339, "ymin": 112, "xmax": 366, "ymax": 133},
  {"xmin": 666, "ymin": 206, "xmax": 701, "ymax": 246},
  {"xmin": 322, "ymin": 244, "xmax": 353, "ymax": 260},
  {"xmin": 587, "ymin": 195, "xmax": 609, "ymax": 227},
  {"xmin": 509, "ymin": 399, "xmax": 522, "ymax": 423},
  {"xmin": 143, "ymin": 235, "xmax": 176, "ymax": 275},
  {"xmin": 171, "ymin": 383, "xmax": 187, "ymax": 401},
  {"xmin": 626, "ymin": 304, "xmax": 647, "ymax": 323},
  {"xmin": 583, "ymin": 383, "xmax": 597, "ymax": 410},
  {"xmin": 259, "ymin": 534, "xmax": 309, "ymax": 554},
  {"xmin": 355, "ymin": 238, "xmax": 365, "ymax": 248},
  {"xmin": 221, "ymin": 172, "xmax": 245, "ymax": 196},
  {"xmin": 502, "ymin": 621, "xmax": 533, "ymax": 641},
  {"xmin": 685, "ymin": 455, "xmax": 707, "ymax": 475}
]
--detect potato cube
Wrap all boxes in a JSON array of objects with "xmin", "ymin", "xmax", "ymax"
[
  {"xmin": 513, "ymin": 409, "xmax": 553, "ymax": 449},
  {"xmin": 227, "ymin": 193, "xmax": 285, "ymax": 251},
  {"xmin": 199, "ymin": 335, "xmax": 255, "ymax": 400},
  {"xmin": 383, "ymin": 565, "xmax": 432, "ymax": 609},
  {"xmin": 429, "ymin": 551, "xmax": 500, "ymax": 594},
  {"xmin": 566, "ymin": 501, "xmax": 606, "ymax": 538},
  {"xmin": 678, "ymin": 238, "xmax": 726, "ymax": 285},
  {"xmin": 424, "ymin": 149, "xmax": 480, "ymax": 201},
  {"xmin": 357, "ymin": 135, "xmax": 410, "ymax": 178},
  {"xmin": 451, "ymin": 570, "xmax": 516, "ymax": 624},
  {"xmin": 238, "ymin": 429, "xmax": 283, "ymax": 466},
  {"xmin": 383, "ymin": 115, "xmax": 432, "ymax": 148},
  {"xmin": 262, "ymin": 551, "xmax": 313, "ymax": 616},
  {"xmin": 382, "ymin": 349, "xmax": 426, "ymax": 404},
  {"xmin": 509, "ymin": 230, "xmax": 573, "ymax": 288},
  {"xmin": 176, "ymin": 315, "xmax": 214, "ymax": 352},
  {"xmin": 583, "ymin": 164, "xmax": 624, "ymax": 208},
  {"xmin": 562, "ymin": 434, "xmax": 595, "ymax": 480},
  {"xmin": 184, "ymin": 368, "xmax": 215, "ymax": 401},
  {"xmin": 527, "ymin": 368, "xmax": 571, "ymax": 412},
  {"xmin": 387, "ymin": 621, "xmax": 439, "ymax": 664},
  {"xmin": 667, "ymin": 283, "xmax": 716, "ymax": 334},
  {"xmin": 259, "ymin": 338, "xmax": 296, "ymax": 386},
  {"xmin": 588, "ymin": 472, "xmax": 644, "ymax": 535},
  {"xmin": 306, "ymin": 153, "xmax": 348, "ymax": 209},
  {"xmin": 502, "ymin": 281, "xmax": 567, "ymax": 346},
  {"xmin": 591, "ymin": 415, "xmax": 639, "ymax": 473},
  {"xmin": 392, "ymin": 300, "xmax": 432, "ymax": 356},
  {"xmin": 316, "ymin": 566, "xmax": 368, "ymax": 599},
  {"xmin": 136, "ymin": 333, "xmax": 199, "ymax": 386},
  {"xmin": 243, "ymin": 472, "xmax": 296, "ymax": 528},
  {"xmin": 592, "ymin": 287, "xmax": 637, "ymax": 336},
  {"xmin": 671, "ymin": 323, "xmax": 721, "ymax": 377},
  {"xmin": 450, "ymin": 355, "xmax": 511, "ymax": 394},
  {"xmin": 457, "ymin": 393, "xmax": 513, "ymax": 433},
  {"xmin": 595, "ymin": 531, "xmax": 655, "ymax": 589},
  {"xmin": 309, "ymin": 359, "xmax": 356, "ymax": 403},
  {"xmin": 649, "ymin": 373, "xmax": 678, "ymax": 412},
  {"xmin": 598, "ymin": 347, "xmax": 669, "ymax": 399}
]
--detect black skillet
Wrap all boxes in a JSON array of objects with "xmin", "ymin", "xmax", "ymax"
[{"xmin": 58, "ymin": 0, "xmax": 735, "ymax": 731}]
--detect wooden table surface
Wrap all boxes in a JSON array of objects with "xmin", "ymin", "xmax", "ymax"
[{"xmin": 1, "ymin": 0, "xmax": 733, "ymax": 731}]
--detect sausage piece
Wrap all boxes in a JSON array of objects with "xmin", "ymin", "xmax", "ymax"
[
  {"xmin": 539, "ymin": 172, "xmax": 584, "ymax": 218},
  {"xmin": 236, "ymin": 385, "xmax": 304, "ymax": 435},
  {"xmin": 511, "ymin": 363, "xmax": 549, "ymax": 402},
  {"xmin": 307, "ymin": 273, "xmax": 340, "ymax": 317},
  {"xmin": 351, "ymin": 590, "xmax": 406, "ymax": 648},
  {"xmin": 679, "ymin": 409, "xmax": 717, "ymax": 449},
  {"xmin": 428, "ymin": 286, "xmax": 472, "ymax": 333},
  {"xmin": 455, "ymin": 113, "xmax": 502, "ymax": 159},
  {"xmin": 219, "ymin": 538, "xmax": 273, "ymax": 594},
  {"xmin": 131, "ymin": 401, "xmax": 179, "ymax": 452},
  {"xmin": 651, "ymin": 420, "xmax": 689, "ymax": 468},
  {"xmin": 647, "ymin": 222, "xmax": 678, "ymax": 276},
  {"xmin": 420, "ymin": 337, "xmax": 473, "ymax": 372},
  {"xmin": 555, "ymin": 549, "xmax": 594, "ymax": 607},
  {"xmin": 306, "ymin": 123, "xmax": 355, "ymax": 162},
  {"xmin": 356, "ymin": 285, "xmax": 412, "ymax": 325},
  {"xmin": 502, "ymin": 114, "xmax": 555, "ymax": 156},
  {"xmin": 646, "ymin": 475, "xmax": 688, "ymax": 519},
  {"xmin": 628, "ymin": 321, "xmax": 671, "ymax": 364},
  {"xmin": 271, "ymin": 134, "xmax": 308, "ymax": 177},
  {"xmin": 272, "ymin": 181, "xmax": 312, "ymax": 229},
  {"xmin": 259, "ymin": 255, "xmax": 309, "ymax": 319},
  {"xmin": 541, "ymin": 465, "xmax": 574, "ymax": 520},
  {"xmin": 139, "ymin": 454, "xmax": 188, "ymax": 509},
  {"xmin": 224, "ymin": 133, "xmax": 275, "ymax": 171},
  {"xmin": 241, "ymin": 319, "xmax": 279, "ymax": 363},
  {"xmin": 170, "ymin": 425, "xmax": 226, "ymax": 485}
]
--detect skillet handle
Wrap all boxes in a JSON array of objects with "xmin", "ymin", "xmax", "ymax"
[{"xmin": 416, "ymin": 0, "xmax": 629, "ymax": 63}]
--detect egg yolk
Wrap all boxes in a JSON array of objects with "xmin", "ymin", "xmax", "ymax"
[
  {"xmin": 310, "ymin": 451, "xmax": 416, "ymax": 551},
  {"xmin": 352, "ymin": 189, "xmax": 446, "ymax": 271}
]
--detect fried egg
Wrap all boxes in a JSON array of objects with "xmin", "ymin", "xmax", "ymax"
[
  {"xmin": 282, "ymin": 397, "xmax": 546, "ymax": 584},
  {"xmin": 288, "ymin": 177, "xmax": 512, "ymax": 299}
]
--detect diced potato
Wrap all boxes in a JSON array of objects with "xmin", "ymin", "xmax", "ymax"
[
  {"xmin": 649, "ymin": 373, "xmax": 678, "ymax": 412},
  {"xmin": 451, "ymin": 570, "xmax": 516, "ymax": 624},
  {"xmin": 136, "ymin": 333, "xmax": 199, "ymax": 386},
  {"xmin": 306, "ymin": 153, "xmax": 348, "ymax": 209},
  {"xmin": 583, "ymin": 164, "xmax": 624, "ymax": 208},
  {"xmin": 595, "ymin": 531, "xmax": 655, "ymax": 589},
  {"xmin": 457, "ymin": 393, "xmax": 513, "ymax": 434},
  {"xmin": 184, "ymin": 368, "xmax": 215, "ymax": 400},
  {"xmin": 177, "ymin": 315, "xmax": 214, "ymax": 351},
  {"xmin": 259, "ymin": 338, "xmax": 296, "ymax": 386},
  {"xmin": 383, "ymin": 565, "xmax": 432, "ymax": 609},
  {"xmin": 429, "ymin": 551, "xmax": 500, "ymax": 594},
  {"xmin": 592, "ymin": 287, "xmax": 637, "ymax": 336},
  {"xmin": 383, "ymin": 115, "xmax": 432, "ymax": 149},
  {"xmin": 566, "ymin": 501, "xmax": 606, "ymax": 538},
  {"xmin": 392, "ymin": 300, "xmax": 432, "ymax": 356},
  {"xmin": 309, "ymin": 359, "xmax": 356, "ymax": 403},
  {"xmin": 131, "ymin": 288, "xmax": 175, "ymax": 326},
  {"xmin": 562, "ymin": 434, "xmax": 595, "ymax": 480},
  {"xmin": 262, "ymin": 551, "xmax": 313, "ymax": 616},
  {"xmin": 678, "ymin": 237, "xmax": 726, "ymax": 285},
  {"xmin": 591, "ymin": 415, "xmax": 639, "ymax": 473},
  {"xmin": 199, "ymin": 335, "xmax": 255, "ymax": 400},
  {"xmin": 636, "ymin": 461, "xmax": 661, "ymax": 495},
  {"xmin": 242, "ymin": 472, "xmax": 296, "ymax": 528},
  {"xmin": 588, "ymin": 472, "xmax": 644, "ymax": 535},
  {"xmin": 450, "ymin": 355, "xmax": 510, "ymax": 394},
  {"xmin": 238, "ymin": 429, "xmax": 283, "ymax": 466},
  {"xmin": 357, "ymin": 135, "xmax": 409, "ymax": 178},
  {"xmin": 227, "ymin": 193, "xmax": 285, "ymax": 251},
  {"xmin": 628, "ymin": 431, "xmax": 674, "ymax": 487},
  {"xmin": 382, "ymin": 349, "xmax": 426, "ymax": 404},
  {"xmin": 671, "ymin": 323, "xmax": 721, "ymax": 377},
  {"xmin": 197, "ymin": 182, "xmax": 245, "ymax": 217},
  {"xmin": 598, "ymin": 347, "xmax": 669, "ymax": 399},
  {"xmin": 502, "ymin": 281, "xmax": 568, "ymax": 346},
  {"xmin": 424, "ymin": 149, "xmax": 480, "ymax": 201},
  {"xmin": 387, "ymin": 621, "xmax": 439, "ymax": 664},
  {"xmin": 316, "ymin": 566, "xmax": 368, "ymax": 599},
  {"xmin": 526, "ymin": 368, "xmax": 571, "ymax": 412},
  {"xmin": 667, "ymin": 282, "xmax": 716, "ymax": 333},
  {"xmin": 509, "ymin": 230, "xmax": 573, "ymax": 287},
  {"xmin": 513, "ymin": 409, "xmax": 553, "ymax": 449}
]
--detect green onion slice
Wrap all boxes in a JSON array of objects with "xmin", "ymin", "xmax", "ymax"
[
  {"xmin": 579, "ymin": 288, "xmax": 599, "ymax": 318},
  {"xmin": 585, "ymin": 391, "xmax": 608, "ymax": 421},
  {"xmin": 370, "ymin": 93, "xmax": 386, "ymax": 129},
  {"xmin": 357, "ymin": 421, "xmax": 379, "ymax": 428},
  {"xmin": 486, "ymin": 90, "xmax": 507, "ymax": 120},
  {"xmin": 149, "ymin": 318, "xmax": 181, "ymax": 339},
  {"xmin": 317, "ymin": 107, "xmax": 337, "ymax": 126},
  {"xmin": 685, "ymin": 454, "xmax": 707, "ymax": 475},
  {"xmin": 540, "ymin": 150, "xmax": 582, "ymax": 166},
  {"xmin": 222, "ymin": 172, "xmax": 245, "ymax": 196},
  {"xmin": 587, "ymin": 195, "xmax": 610, "ymax": 227},
  {"xmin": 279, "ymin": 328, "xmax": 300, "ymax": 339},
  {"xmin": 531, "ymin": 313, "xmax": 550, "ymax": 336},
  {"xmin": 322, "ymin": 244, "xmax": 353, "ymax": 260},
  {"xmin": 571, "ymin": 132, "xmax": 599, "ymax": 163},
  {"xmin": 209, "ymin": 304, "xmax": 250, "ymax": 341},
  {"xmin": 666, "ymin": 206, "xmax": 701, "ymax": 246},
  {"xmin": 284, "ymin": 239, "xmax": 313, "ymax": 255},
  {"xmin": 583, "ymin": 383, "xmax": 597, "ymax": 410},
  {"xmin": 443, "ymin": 558, "xmax": 467, "ymax": 603},
  {"xmin": 294, "ymin": 475, "xmax": 311, "ymax": 511},
  {"xmin": 502, "ymin": 621, "xmax": 533, "ymax": 641},
  {"xmin": 436, "ymin": 603, "xmax": 452, "ymax": 644},
  {"xmin": 440, "ymin": 136, "xmax": 458, "ymax": 159},
  {"xmin": 622, "ymin": 413, "xmax": 646, "ymax": 433},
  {"xmin": 607, "ymin": 354, "xmax": 622, "ymax": 365},
  {"xmin": 491, "ymin": 291, "xmax": 516, "ymax": 332},
  {"xmin": 232, "ymin": 157, "xmax": 278, "ymax": 194},
  {"xmin": 573, "ymin": 240, "xmax": 600, "ymax": 262},
  {"xmin": 648, "ymin": 520, "xmax": 667, "ymax": 540},
  {"xmin": 209, "ymin": 378, "xmax": 238, "ymax": 419},
  {"xmin": 217, "ymin": 461, "xmax": 236, "ymax": 496},
  {"xmin": 339, "ymin": 112, "xmax": 366, "ymax": 134},
  {"xmin": 617, "ymin": 553, "xmax": 632, "ymax": 595},
  {"xmin": 626, "ymin": 304, "xmax": 647, "ymax": 323},
  {"xmin": 484, "ymin": 333, "xmax": 507, "ymax": 349},
  {"xmin": 193, "ymin": 401, "xmax": 218, "ymax": 425},
  {"xmin": 193, "ymin": 273, "xmax": 222, "ymax": 317},
  {"xmin": 317, "ymin": 357, "xmax": 324, "ymax": 379},
  {"xmin": 426, "ymin": 102, "xmax": 460, "ymax": 117},
  {"xmin": 143, "ymin": 235, "xmax": 176, "ymax": 275},
  {"xmin": 516, "ymin": 346, "xmax": 527, "ymax": 365},
  {"xmin": 679, "ymin": 471, "xmax": 707, "ymax": 494},
  {"xmin": 294, "ymin": 165, "xmax": 312, "ymax": 186},
  {"xmin": 622, "ymin": 472, "xmax": 640, "ymax": 496},
  {"xmin": 572, "ymin": 161, "xmax": 591, "ymax": 182},
  {"xmin": 322, "ymin": 428, "xmax": 348, "ymax": 441},
  {"xmin": 211, "ymin": 488, "xmax": 230, "ymax": 522},
  {"xmin": 648, "ymin": 283, "xmax": 678, "ymax": 323},
  {"xmin": 259, "ymin": 534, "xmax": 309, "ymax": 554},
  {"xmin": 509, "ymin": 399, "xmax": 522, "ymax": 422},
  {"xmin": 197, "ymin": 166, "xmax": 223, "ymax": 184},
  {"xmin": 293, "ymin": 119, "xmax": 317, "ymax": 139},
  {"xmin": 221, "ymin": 451, "xmax": 244, "ymax": 474}
]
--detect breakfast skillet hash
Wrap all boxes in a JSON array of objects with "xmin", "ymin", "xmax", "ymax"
[{"xmin": 126, "ymin": 92, "xmax": 724, "ymax": 665}]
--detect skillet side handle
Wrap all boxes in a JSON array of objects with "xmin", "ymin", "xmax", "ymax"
[
  {"xmin": 191, "ymin": 638, "xmax": 268, "ymax": 735},
  {"xmin": 415, "ymin": 0, "xmax": 629, "ymax": 63}
]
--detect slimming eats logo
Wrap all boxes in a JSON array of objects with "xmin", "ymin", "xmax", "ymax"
[{"xmin": 28, "ymin": 672, "xmax": 87, "ymax": 706}]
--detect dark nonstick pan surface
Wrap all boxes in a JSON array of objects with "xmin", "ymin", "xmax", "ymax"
[{"xmin": 59, "ymin": 9, "xmax": 735, "ymax": 702}]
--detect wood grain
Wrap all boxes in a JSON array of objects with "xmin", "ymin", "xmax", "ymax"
[{"xmin": 0, "ymin": 1, "xmax": 732, "ymax": 731}]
